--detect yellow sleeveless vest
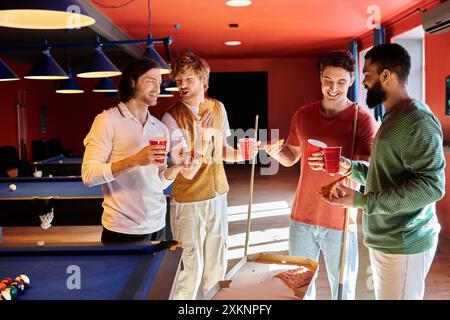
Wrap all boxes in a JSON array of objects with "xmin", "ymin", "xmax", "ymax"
[{"xmin": 168, "ymin": 98, "xmax": 230, "ymax": 202}]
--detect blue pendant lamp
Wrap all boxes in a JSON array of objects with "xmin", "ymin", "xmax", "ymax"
[
  {"xmin": 56, "ymin": 70, "xmax": 83, "ymax": 94},
  {"xmin": 158, "ymin": 85, "xmax": 174, "ymax": 98},
  {"xmin": 93, "ymin": 77, "xmax": 118, "ymax": 93},
  {"xmin": 0, "ymin": 58, "xmax": 20, "ymax": 81},
  {"xmin": 142, "ymin": 37, "xmax": 170, "ymax": 75},
  {"xmin": 0, "ymin": 0, "xmax": 95, "ymax": 29},
  {"xmin": 164, "ymin": 24, "xmax": 180, "ymax": 91},
  {"xmin": 24, "ymin": 44, "xmax": 68, "ymax": 80},
  {"xmin": 77, "ymin": 45, "xmax": 121, "ymax": 78},
  {"xmin": 142, "ymin": 1, "xmax": 170, "ymax": 74}
]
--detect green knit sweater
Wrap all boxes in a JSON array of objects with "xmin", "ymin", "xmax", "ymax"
[{"xmin": 352, "ymin": 99, "xmax": 445, "ymax": 254}]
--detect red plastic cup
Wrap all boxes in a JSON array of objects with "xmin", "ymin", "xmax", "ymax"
[
  {"xmin": 149, "ymin": 137, "xmax": 167, "ymax": 163},
  {"xmin": 307, "ymin": 139, "xmax": 327, "ymax": 158},
  {"xmin": 239, "ymin": 138, "xmax": 256, "ymax": 160},
  {"xmin": 323, "ymin": 147, "xmax": 341, "ymax": 173}
]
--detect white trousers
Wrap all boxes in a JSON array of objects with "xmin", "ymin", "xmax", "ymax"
[
  {"xmin": 368, "ymin": 241, "xmax": 437, "ymax": 300},
  {"xmin": 171, "ymin": 195, "xmax": 228, "ymax": 300}
]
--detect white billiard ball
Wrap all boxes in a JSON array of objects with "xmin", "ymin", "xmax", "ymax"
[
  {"xmin": 9, "ymin": 184, "xmax": 16, "ymax": 191},
  {"xmin": 59, "ymin": 160, "xmax": 63, "ymax": 163},
  {"xmin": 49, "ymin": 174, "xmax": 53, "ymax": 178}
]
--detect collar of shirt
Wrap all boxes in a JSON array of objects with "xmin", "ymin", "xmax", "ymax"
[
  {"xmin": 117, "ymin": 101, "xmax": 155, "ymax": 125},
  {"xmin": 181, "ymin": 101, "xmax": 201, "ymax": 119}
]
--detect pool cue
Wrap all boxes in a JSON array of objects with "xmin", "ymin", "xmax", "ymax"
[
  {"xmin": 337, "ymin": 105, "xmax": 359, "ymax": 300},
  {"xmin": 337, "ymin": 208, "xmax": 351, "ymax": 300},
  {"xmin": 244, "ymin": 115, "xmax": 259, "ymax": 257}
]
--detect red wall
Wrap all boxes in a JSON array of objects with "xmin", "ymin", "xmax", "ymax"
[
  {"xmin": 424, "ymin": 31, "xmax": 450, "ymax": 237},
  {"xmin": 0, "ymin": 58, "xmax": 58, "ymax": 160},
  {"xmin": 47, "ymin": 78, "xmax": 119, "ymax": 155},
  {"xmin": 0, "ymin": 58, "xmax": 124, "ymax": 159}
]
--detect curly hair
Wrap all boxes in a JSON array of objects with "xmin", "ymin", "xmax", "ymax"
[
  {"xmin": 318, "ymin": 50, "xmax": 356, "ymax": 74},
  {"xmin": 170, "ymin": 53, "xmax": 210, "ymax": 91}
]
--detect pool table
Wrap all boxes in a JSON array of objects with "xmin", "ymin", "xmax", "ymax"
[
  {"xmin": 31, "ymin": 155, "xmax": 174, "ymax": 178},
  {"xmin": 0, "ymin": 176, "xmax": 173, "ymax": 240},
  {"xmin": 0, "ymin": 241, "xmax": 182, "ymax": 300},
  {"xmin": 32, "ymin": 155, "xmax": 83, "ymax": 176},
  {"xmin": 0, "ymin": 176, "xmax": 103, "ymax": 226}
]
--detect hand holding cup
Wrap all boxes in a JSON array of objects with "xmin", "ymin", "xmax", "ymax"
[{"xmin": 148, "ymin": 137, "xmax": 168, "ymax": 164}]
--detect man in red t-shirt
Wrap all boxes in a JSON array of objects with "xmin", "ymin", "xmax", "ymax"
[{"xmin": 264, "ymin": 51, "xmax": 378, "ymax": 299}]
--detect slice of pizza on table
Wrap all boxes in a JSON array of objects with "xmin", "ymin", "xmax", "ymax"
[{"xmin": 275, "ymin": 266, "xmax": 315, "ymax": 298}]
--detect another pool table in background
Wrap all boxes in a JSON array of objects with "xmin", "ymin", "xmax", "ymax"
[
  {"xmin": 0, "ymin": 176, "xmax": 174, "ymax": 241},
  {"xmin": 31, "ymin": 155, "xmax": 83, "ymax": 177}
]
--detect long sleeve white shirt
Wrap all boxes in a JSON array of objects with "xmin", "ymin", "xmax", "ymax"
[{"xmin": 82, "ymin": 102, "xmax": 172, "ymax": 235}]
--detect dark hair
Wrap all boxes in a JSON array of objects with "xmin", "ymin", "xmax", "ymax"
[
  {"xmin": 118, "ymin": 58, "xmax": 160, "ymax": 102},
  {"xmin": 365, "ymin": 43, "xmax": 411, "ymax": 83},
  {"xmin": 318, "ymin": 50, "xmax": 356, "ymax": 74}
]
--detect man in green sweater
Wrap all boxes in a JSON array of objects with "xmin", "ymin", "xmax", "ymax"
[{"xmin": 320, "ymin": 43, "xmax": 445, "ymax": 299}]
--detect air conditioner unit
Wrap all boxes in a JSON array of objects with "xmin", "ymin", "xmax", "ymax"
[{"xmin": 422, "ymin": 0, "xmax": 450, "ymax": 35}]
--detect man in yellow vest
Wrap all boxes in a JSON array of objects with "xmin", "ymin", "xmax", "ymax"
[{"xmin": 162, "ymin": 53, "xmax": 256, "ymax": 300}]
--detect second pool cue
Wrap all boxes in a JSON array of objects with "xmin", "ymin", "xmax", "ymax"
[{"xmin": 244, "ymin": 114, "xmax": 259, "ymax": 257}]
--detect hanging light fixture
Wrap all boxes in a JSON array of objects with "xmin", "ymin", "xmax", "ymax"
[
  {"xmin": 142, "ymin": 40, "xmax": 170, "ymax": 74},
  {"xmin": 158, "ymin": 85, "xmax": 174, "ymax": 98},
  {"xmin": 56, "ymin": 69, "xmax": 83, "ymax": 94},
  {"xmin": 165, "ymin": 24, "xmax": 179, "ymax": 91},
  {"xmin": 141, "ymin": 0, "xmax": 170, "ymax": 74},
  {"xmin": 0, "ymin": 0, "xmax": 96, "ymax": 30},
  {"xmin": 77, "ymin": 41, "xmax": 121, "ymax": 78},
  {"xmin": 56, "ymin": 30, "xmax": 83, "ymax": 93},
  {"xmin": 0, "ymin": 58, "xmax": 20, "ymax": 81},
  {"xmin": 24, "ymin": 41, "xmax": 68, "ymax": 80},
  {"xmin": 92, "ymin": 77, "xmax": 118, "ymax": 93}
]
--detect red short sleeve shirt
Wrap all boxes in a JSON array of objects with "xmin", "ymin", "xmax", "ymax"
[{"xmin": 286, "ymin": 101, "xmax": 378, "ymax": 230}]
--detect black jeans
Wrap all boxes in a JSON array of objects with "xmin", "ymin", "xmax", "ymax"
[{"xmin": 101, "ymin": 226, "xmax": 166, "ymax": 243}]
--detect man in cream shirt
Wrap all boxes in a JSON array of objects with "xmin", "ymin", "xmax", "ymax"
[{"xmin": 82, "ymin": 58, "xmax": 193, "ymax": 242}]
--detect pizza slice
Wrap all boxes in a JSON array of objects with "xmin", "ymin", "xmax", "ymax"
[
  {"xmin": 319, "ymin": 175, "xmax": 347, "ymax": 199},
  {"xmin": 260, "ymin": 139, "xmax": 285, "ymax": 151},
  {"xmin": 199, "ymin": 99, "xmax": 215, "ymax": 116},
  {"xmin": 275, "ymin": 266, "xmax": 315, "ymax": 290}
]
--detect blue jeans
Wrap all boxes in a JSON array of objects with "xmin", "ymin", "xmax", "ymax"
[{"xmin": 289, "ymin": 219, "xmax": 358, "ymax": 300}]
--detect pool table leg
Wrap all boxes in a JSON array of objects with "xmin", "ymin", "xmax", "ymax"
[{"xmin": 165, "ymin": 196, "xmax": 173, "ymax": 240}]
